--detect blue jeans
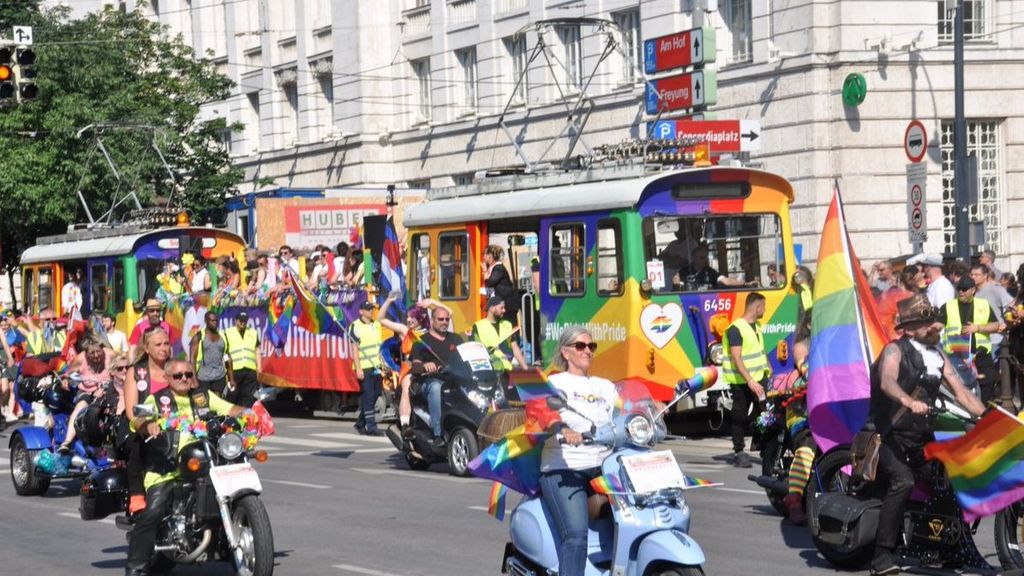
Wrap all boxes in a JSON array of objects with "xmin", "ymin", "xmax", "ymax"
[
  {"xmin": 539, "ymin": 468, "xmax": 599, "ymax": 576},
  {"xmin": 421, "ymin": 378, "xmax": 443, "ymax": 438}
]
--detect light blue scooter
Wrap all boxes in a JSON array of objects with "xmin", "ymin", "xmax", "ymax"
[{"xmin": 502, "ymin": 385, "xmax": 707, "ymax": 576}]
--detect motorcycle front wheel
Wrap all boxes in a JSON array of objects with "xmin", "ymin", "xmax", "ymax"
[
  {"xmin": 10, "ymin": 435, "xmax": 50, "ymax": 496},
  {"xmin": 994, "ymin": 503, "xmax": 1024, "ymax": 570},
  {"xmin": 232, "ymin": 495, "xmax": 275, "ymax": 576},
  {"xmin": 760, "ymin": 435, "xmax": 787, "ymax": 516}
]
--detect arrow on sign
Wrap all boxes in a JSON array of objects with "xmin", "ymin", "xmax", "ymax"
[
  {"xmin": 694, "ymin": 79, "xmax": 702, "ymax": 101},
  {"xmin": 742, "ymin": 130, "xmax": 759, "ymax": 141},
  {"xmin": 693, "ymin": 37, "xmax": 701, "ymax": 62}
]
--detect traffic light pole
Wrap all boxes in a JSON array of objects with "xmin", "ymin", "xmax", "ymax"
[{"xmin": 953, "ymin": 0, "xmax": 970, "ymax": 261}]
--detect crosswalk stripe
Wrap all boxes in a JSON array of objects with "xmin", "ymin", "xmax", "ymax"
[
  {"xmin": 333, "ymin": 563, "xmax": 406, "ymax": 576},
  {"xmin": 311, "ymin": 432, "xmax": 393, "ymax": 445},
  {"xmin": 58, "ymin": 511, "xmax": 114, "ymax": 525},
  {"xmin": 351, "ymin": 467, "xmax": 483, "ymax": 484},
  {"xmin": 257, "ymin": 436, "xmax": 357, "ymax": 449},
  {"xmin": 262, "ymin": 479, "xmax": 332, "ymax": 490}
]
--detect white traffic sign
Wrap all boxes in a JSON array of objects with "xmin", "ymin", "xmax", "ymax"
[
  {"xmin": 904, "ymin": 120, "xmax": 927, "ymax": 163},
  {"xmin": 907, "ymin": 162, "xmax": 928, "ymax": 244},
  {"xmin": 13, "ymin": 26, "xmax": 33, "ymax": 46}
]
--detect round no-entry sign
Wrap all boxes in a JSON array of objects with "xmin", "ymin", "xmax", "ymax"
[
  {"xmin": 905, "ymin": 120, "xmax": 927, "ymax": 163},
  {"xmin": 910, "ymin": 184, "xmax": 923, "ymax": 206}
]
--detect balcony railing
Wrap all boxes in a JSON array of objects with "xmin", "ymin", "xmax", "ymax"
[{"xmin": 402, "ymin": 4, "xmax": 431, "ymax": 37}]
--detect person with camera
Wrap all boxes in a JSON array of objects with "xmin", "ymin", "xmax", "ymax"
[{"xmin": 867, "ymin": 294, "xmax": 984, "ymax": 575}]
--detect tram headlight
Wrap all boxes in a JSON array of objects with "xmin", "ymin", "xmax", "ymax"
[
  {"xmin": 707, "ymin": 343, "xmax": 724, "ymax": 366},
  {"xmin": 626, "ymin": 415, "xmax": 654, "ymax": 446}
]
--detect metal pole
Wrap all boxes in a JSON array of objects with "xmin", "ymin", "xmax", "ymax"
[
  {"xmin": 953, "ymin": 0, "xmax": 970, "ymax": 261},
  {"xmin": 998, "ymin": 343, "xmax": 1016, "ymax": 412}
]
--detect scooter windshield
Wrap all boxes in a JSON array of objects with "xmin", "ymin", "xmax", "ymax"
[{"xmin": 612, "ymin": 380, "xmax": 667, "ymax": 448}]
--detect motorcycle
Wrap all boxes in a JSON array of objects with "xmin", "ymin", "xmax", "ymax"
[
  {"xmin": 386, "ymin": 341, "xmax": 508, "ymax": 476},
  {"xmin": 8, "ymin": 358, "xmax": 114, "ymax": 496},
  {"xmin": 502, "ymin": 383, "xmax": 708, "ymax": 576},
  {"xmin": 747, "ymin": 371, "xmax": 815, "ymax": 516},
  {"xmin": 86, "ymin": 406, "xmax": 275, "ymax": 576},
  {"xmin": 807, "ymin": 393, "xmax": 1023, "ymax": 573}
]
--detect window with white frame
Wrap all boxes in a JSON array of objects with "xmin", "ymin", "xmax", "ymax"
[
  {"xmin": 613, "ymin": 8, "xmax": 641, "ymax": 84},
  {"xmin": 411, "ymin": 58, "xmax": 431, "ymax": 122},
  {"xmin": 721, "ymin": 0, "xmax": 752, "ymax": 64},
  {"xmin": 557, "ymin": 25, "xmax": 583, "ymax": 91},
  {"xmin": 940, "ymin": 120, "xmax": 1005, "ymax": 254},
  {"xmin": 504, "ymin": 34, "xmax": 529, "ymax": 105},
  {"xmin": 455, "ymin": 47, "xmax": 478, "ymax": 113},
  {"xmin": 282, "ymin": 82, "xmax": 299, "ymax": 146},
  {"xmin": 938, "ymin": 0, "xmax": 989, "ymax": 43}
]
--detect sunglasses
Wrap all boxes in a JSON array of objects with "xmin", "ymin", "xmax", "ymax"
[
  {"xmin": 567, "ymin": 341, "xmax": 598, "ymax": 352},
  {"xmin": 170, "ymin": 371, "xmax": 194, "ymax": 381},
  {"xmin": 434, "ymin": 317, "xmax": 451, "ymax": 322},
  {"xmin": 145, "ymin": 308, "xmax": 161, "ymax": 313},
  {"xmin": 111, "ymin": 366, "xmax": 128, "ymax": 373}
]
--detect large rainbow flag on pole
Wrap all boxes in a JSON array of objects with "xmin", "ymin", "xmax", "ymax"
[
  {"xmin": 924, "ymin": 407, "xmax": 1024, "ymax": 522},
  {"xmin": 807, "ymin": 183, "xmax": 894, "ymax": 452},
  {"xmin": 378, "ymin": 216, "xmax": 407, "ymax": 322},
  {"xmin": 287, "ymin": 271, "xmax": 349, "ymax": 339}
]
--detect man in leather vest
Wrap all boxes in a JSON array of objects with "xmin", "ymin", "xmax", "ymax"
[
  {"xmin": 868, "ymin": 294, "xmax": 984, "ymax": 575},
  {"xmin": 126, "ymin": 359, "xmax": 246, "ymax": 576}
]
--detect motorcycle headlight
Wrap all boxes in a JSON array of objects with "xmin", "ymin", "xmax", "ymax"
[
  {"xmin": 626, "ymin": 415, "xmax": 654, "ymax": 446},
  {"xmin": 217, "ymin": 432, "xmax": 244, "ymax": 460},
  {"xmin": 708, "ymin": 343, "xmax": 724, "ymax": 366},
  {"xmin": 464, "ymin": 388, "xmax": 489, "ymax": 410}
]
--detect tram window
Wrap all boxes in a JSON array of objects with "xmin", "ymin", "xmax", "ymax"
[
  {"xmin": 23, "ymin": 268, "xmax": 35, "ymax": 313},
  {"xmin": 597, "ymin": 220, "xmax": 623, "ymax": 296},
  {"xmin": 137, "ymin": 260, "xmax": 163, "ymax": 302},
  {"xmin": 642, "ymin": 214, "xmax": 785, "ymax": 293},
  {"xmin": 438, "ymin": 232, "xmax": 469, "ymax": 300},
  {"xmin": 38, "ymin": 267, "xmax": 53, "ymax": 313},
  {"xmin": 113, "ymin": 261, "xmax": 125, "ymax": 309},
  {"xmin": 550, "ymin": 223, "xmax": 585, "ymax": 296},
  {"xmin": 410, "ymin": 233, "xmax": 432, "ymax": 300},
  {"xmin": 91, "ymin": 264, "xmax": 109, "ymax": 313}
]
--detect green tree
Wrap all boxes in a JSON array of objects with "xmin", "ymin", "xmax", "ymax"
[{"xmin": 0, "ymin": 5, "xmax": 243, "ymax": 290}]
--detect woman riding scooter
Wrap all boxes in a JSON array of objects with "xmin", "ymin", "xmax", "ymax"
[{"xmin": 540, "ymin": 326, "xmax": 620, "ymax": 576}]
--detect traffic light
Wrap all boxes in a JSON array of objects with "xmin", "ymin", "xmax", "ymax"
[
  {"xmin": 14, "ymin": 47, "xmax": 36, "ymax": 101},
  {"xmin": 0, "ymin": 46, "xmax": 14, "ymax": 102}
]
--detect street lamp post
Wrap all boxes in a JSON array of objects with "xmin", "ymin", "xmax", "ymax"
[{"xmin": 953, "ymin": 0, "xmax": 970, "ymax": 261}]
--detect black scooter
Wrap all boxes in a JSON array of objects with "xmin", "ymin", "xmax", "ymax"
[{"xmin": 386, "ymin": 342, "xmax": 507, "ymax": 477}]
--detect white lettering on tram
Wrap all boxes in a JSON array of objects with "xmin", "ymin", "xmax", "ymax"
[
  {"xmin": 761, "ymin": 322, "xmax": 796, "ymax": 336},
  {"xmin": 545, "ymin": 322, "xmax": 628, "ymax": 343}
]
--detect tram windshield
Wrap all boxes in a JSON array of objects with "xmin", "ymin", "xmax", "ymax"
[{"xmin": 643, "ymin": 213, "xmax": 785, "ymax": 293}]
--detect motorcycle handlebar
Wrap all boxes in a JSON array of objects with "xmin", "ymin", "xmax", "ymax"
[{"xmin": 555, "ymin": 432, "xmax": 595, "ymax": 446}]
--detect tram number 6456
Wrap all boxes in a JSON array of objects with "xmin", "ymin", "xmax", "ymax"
[{"xmin": 703, "ymin": 298, "xmax": 732, "ymax": 312}]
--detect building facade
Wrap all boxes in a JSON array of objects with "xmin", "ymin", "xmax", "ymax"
[{"xmin": 42, "ymin": 0, "xmax": 1024, "ymax": 275}]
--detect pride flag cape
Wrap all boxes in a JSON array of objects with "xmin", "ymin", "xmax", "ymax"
[
  {"xmin": 510, "ymin": 368, "xmax": 559, "ymax": 402},
  {"xmin": 924, "ymin": 407, "xmax": 1024, "ymax": 522},
  {"xmin": 807, "ymin": 185, "xmax": 894, "ymax": 452},
  {"xmin": 468, "ymin": 396, "xmax": 562, "ymax": 497},
  {"xmin": 287, "ymin": 271, "xmax": 348, "ymax": 339},
  {"xmin": 378, "ymin": 216, "xmax": 408, "ymax": 322}
]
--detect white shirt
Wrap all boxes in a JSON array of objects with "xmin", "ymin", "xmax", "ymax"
[
  {"xmin": 541, "ymin": 372, "xmax": 618, "ymax": 472},
  {"xmin": 309, "ymin": 263, "xmax": 326, "ymax": 285},
  {"xmin": 908, "ymin": 338, "xmax": 944, "ymax": 379},
  {"xmin": 62, "ymin": 282, "xmax": 82, "ymax": 316},
  {"xmin": 191, "ymin": 268, "xmax": 210, "ymax": 293},
  {"xmin": 279, "ymin": 258, "xmax": 300, "ymax": 280},
  {"xmin": 106, "ymin": 329, "xmax": 129, "ymax": 354},
  {"xmin": 926, "ymin": 276, "xmax": 955, "ymax": 308}
]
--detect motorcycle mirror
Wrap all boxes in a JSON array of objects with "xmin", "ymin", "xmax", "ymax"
[
  {"xmin": 546, "ymin": 394, "xmax": 567, "ymax": 411},
  {"xmin": 133, "ymin": 404, "xmax": 157, "ymax": 418}
]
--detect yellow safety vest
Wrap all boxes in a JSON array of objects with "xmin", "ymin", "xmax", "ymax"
[
  {"xmin": 799, "ymin": 286, "xmax": 813, "ymax": 312},
  {"xmin": 351, "ymin": 320, "xmax": 383, "ymax": 370},
  {"xmin": 473, "ymin": 319, "xmax": 515, "ymax": 371},
  {"xmin": 722, "ymin": 318, "xmax": 771, "ymax": 385},
  {"xmin": 224, "ymin": 327, "xmax": 259, "ymax": 371},
  {"xmin": 943, "ymin": 298, "xmax": 991, "ymax": 354},
  {"xmin": 25, "ymin": 329, "xmax": 65, "ymax": 356}
]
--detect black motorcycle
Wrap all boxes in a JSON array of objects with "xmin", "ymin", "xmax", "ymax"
[
  {"xmin": 807, "ymin": 403, "xmax": 1023, "ymax": 573},
  {"xmin": 386, "ymin": 341, "xmax": 507, "ymax": 477},
  {"xmin": 81, "ymin": 409, "xmax": 275, "ymax": 576}
]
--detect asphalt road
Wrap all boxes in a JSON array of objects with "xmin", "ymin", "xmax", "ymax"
[{"xmin": 0, "ymin": 417, "xmax": 1005, "ymax": 576}]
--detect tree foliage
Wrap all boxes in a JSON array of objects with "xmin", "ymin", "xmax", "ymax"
[{"xmin": 0, "ymin": 5, "xmax": 243, "ymax": 272}]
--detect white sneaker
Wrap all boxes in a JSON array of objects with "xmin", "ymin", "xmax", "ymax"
[{"xmin": 4, "ymin": 411, "xmax": 17, "ymax": 423}]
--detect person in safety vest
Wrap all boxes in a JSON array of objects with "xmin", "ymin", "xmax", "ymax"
[
  {"xmin": 224, "ymin": 311, "xmax": 261, "ymax": 407},
  {"xmin": 793, "ymin": 266, "xmax": 814, "ymax": 323},
  {"xmin": 723, "ymin": 292, "xmax": 770, "ymax": 469},
  {"xmin": 18, "ymin": 308, "xmax": 65, "ymax": 357},
  {"xmin": 349, "ymin": 300, "xmax": 385, "ymax": 436},
  {"xmin": 125, "ymin": 358, "xmax": 247, "ymax": 576},
  {"xmin": 190, "ymin": 310, "xmax": 230, "ymax": 396},
  {"xmin": 472, "ymin": 296, "xmax": 529, "ymax": 385},
  {"xmin": 938, "ymin": 275, "xmax": 1001, "ymax": 403}
]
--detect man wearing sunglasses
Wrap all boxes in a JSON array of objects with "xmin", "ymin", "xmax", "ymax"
[
  {"xmin": 410, "ymin": 309, "xmax": 464, "ymax": 451},
  {"xmin": 867, "ymin": 293, "xmax": 985, "ymax": 575},
  {"xmin": 126, "ymin": 358, "xmax": 247, "ymax": 576},
  {"xmin": 128, "ymin": 299, "xmax": 176, "ymax": 363}
]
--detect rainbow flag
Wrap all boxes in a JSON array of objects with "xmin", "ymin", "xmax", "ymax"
[
  {"xmin": 288, "ymin": 271, "xmax": 347, "ymax": 339},
  {"xmin": 590, "ymin": 473, "xmax": 626, "ymax": 495},
  {"xmin": 266, "ymin": 294, "xmax": 294, "ymax": 349},
  {"xmin": 510, "ymin": 368, "xmax": 559, "ymax": 402},
  {"xmin": 807, "ymin": 184, "xmax": 894, "ymax": 452},
  {"xmin": 487, "ymin": 481, "xmax": 508, "ymax": 521},
  {"xmin": 164, "ymin": 297, "xmax": 185, "ymax": 342},
  {"xmin": 378, "ymin": 216, "xmax": 407, "ymax": 322},
  {"xmin": 924, "ymin": 407, "xmax": 1024, "ymax": 522},
  {"xmin": 468, "ymin": 399, "xmax": 562, "ymax": 496},
  {"xmin": 682, "ymin": 475, "xmax": 722, "ymax": 490},
  {"xmin": 676, "ymin": 367, "xmax": 719, "ymax": 397}
]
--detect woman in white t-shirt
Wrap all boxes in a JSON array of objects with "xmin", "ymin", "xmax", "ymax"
[{"xmin": 538, "ymin": 326, "xmax": 618, "ymax": 576}]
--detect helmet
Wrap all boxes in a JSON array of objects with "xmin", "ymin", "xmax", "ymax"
[
  {"xmin": 43, "ymin": 381, "xmax": 74, "ymax": 413},
  {"xmin": 74, "ymin": 403, "xmax": 109, "ymax": 448}
]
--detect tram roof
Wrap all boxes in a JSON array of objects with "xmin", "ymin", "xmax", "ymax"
[
  {"xmin": 404, "ymin": 166, "xmax": 793, "ymax": 227},
  {"xmin": 20, "ymin": 226, "xmax": 230, "ymax": 265}
]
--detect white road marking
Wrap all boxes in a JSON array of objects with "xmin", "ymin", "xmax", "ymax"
[
  {"xmin": 312, "ymin": 432, "xmax": 393, "ymax": 445},
  {"xmin": 714, "ymin": 487, "xmax": 764, "ymax": 495},
  {"xmin": 351, "ymin": 467, "xmax": 484, "ymax": 484},
  {"xmin": 58, "ymin": 511, "xmax": 115, "ymax": 525},
  {"xmin": 679, "ymin": 463, "xmax": 730, "ymax": 471},
  {"xmin": 288, "ymin": 424, "xmax": 328, "ymax": 429},
  {"xmin": 468, "ymin": 505, "xmax": 510, "ymax": 514},
  {"xmin": 0, "ymin": 457, "xmax": 8, "ymax": 465},
  {"xmin": 261, "ymin": 479, "xmax": 332, "ymax": 490},
  {"xmin": 257, "ymin": 436, "xmax": 356, "ymax": 449},
  {"xmin": 257, "ymin": 447, "xmax": 397, "ymax": 458},
  {"xmin": 333, "ymin": 564, "xmax": 406, "ymax": 576}
]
